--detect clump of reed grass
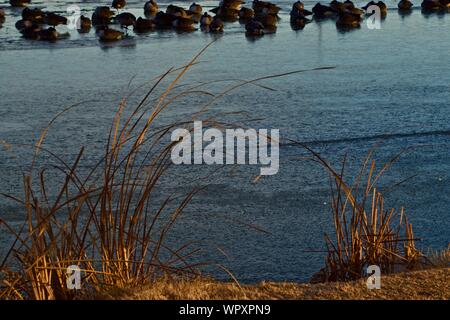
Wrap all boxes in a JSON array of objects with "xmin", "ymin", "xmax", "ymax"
[
  {"xmin": 0, "ymin": 46, "xmax": 216, "ymax": 300},
  {"xmin": 311, "ymin": 150, "xmax": 424, "ymax": 282}
]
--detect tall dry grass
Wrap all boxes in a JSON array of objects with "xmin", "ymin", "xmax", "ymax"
[
  {"xmin": 310, "ymin": 150, "xmax": 424, "ymax": 282},
  {"xmin": 0, "ymin": 45, "xmax": 215, "ymax": 300}
]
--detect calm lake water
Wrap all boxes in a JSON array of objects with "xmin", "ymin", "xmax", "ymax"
[{"xmin": 0, "ymin": 0, "xmax": 449, "ymax": 282}]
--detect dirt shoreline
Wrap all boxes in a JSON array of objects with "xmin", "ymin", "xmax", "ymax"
[{"xmin": 101, "ymin": 267, "xmax": 449, "ymax": 300}]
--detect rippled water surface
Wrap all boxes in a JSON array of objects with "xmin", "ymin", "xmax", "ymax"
[{"xmin": 0, "ymin": 0, "xmax": 449, "ymax": 282}]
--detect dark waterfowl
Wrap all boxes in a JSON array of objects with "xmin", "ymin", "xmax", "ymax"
[
  {"xmin": 10, "ymin": 0, "xmax": 31, "ymax": 7},
  {"xmin": 116, "ymin": 12, "xmax": 136, "ymax": 30},
  {"xmin": 336, "ymin": 11, "xmax": 361, "ymax": 27},
  {"xmin": 343, "ymin": 0, "xmax": 356, "ymax": 9},
  {"xmin": 0, "ymin": 9, "xmax": 4, "ymax": 27},
  {"xmin": 378, "ymin": 1, "xmax": 388, "ymax": 13},
  {"xmin": 154, "ymin": 11, "xmax": 177, "ymax": 28},
  {"xmin": 291, "ymin": 1, "xmax": 313, "ymax": 15},
  {"xmin": 189, "ymin": 3, "xmax": 203, "ymax": 14},
  {"xmin": 44, "ymin": 12, "xmax": 67, "ymax": 27},
  {"xmin": 209, "ymin": 16, "xmax": 224, "ymax": 32},
  {"xmin": 78, "ymin": 15, "xmax": 92, "ymax": 32},
  {"xmin": 187, "ymin": 2, "xmax": 202, "ymax": 22},
  {"xmin": 144, "ymin": 0, "xmax": 159, "ymax": 15},
  {"xmin": 134, "ymin": 17, "xmax": 155, "ymax": 32},
  {"xmin": 398, "ymin": 0, "xmax": 413, "ymax": 10},
  {"xmin": 211, "ymin": 6, "xmax": 239, "ymax": 19},
  {"xmin": 253, "ymin": 0, "xmax": 281, "ymax": 15},
  {"xmin": 245, "ymin": 18, "xmax": 264, "ymax": 36},
  {"xmin": 220, "ymin": 0, "xmax": 245, "ymax": 10},
  {"xmin": 200, "ymin": 12, "xmax": 212, "ymax": 26},
  {"xmin": 330, "ymin": 0, "xmax": 346, "ymax": 12},
  {"xmin": 290, "ymin": 16, "xmax": 311, "ymax": 29},
  {"xmin": 438, "ymin": 0, "xmax": 450, "ymax": 8},
  {"xmin": 239, "ymin": 7, "xmax": 255, "ymax": 19},
  {"xmin": 20, "ymin": 23, "xmax": 41, "ymax": 39},
  {"xmin": 293, "ymin": 0, "xmax": 305, "ymax": 10},
  {"xmin": 255, "ymin": 13, "xmax": 278, "ymax": 27},
  {"xmin": 346, "ymin": 6, "xmax": 365, "ymax": 16},
  {"xmin": 312, "ymin": 3, "xmax": 336, "ymax": 19},
  {"xmin": 173, "ymin": 16, "xmax": 196, "ymax": 31},
  {"xmin": 15, "ymin": 19, "xmax": 33, "ymax": 31},
  {"xmin": 421, "ymin": 0, "xmax": 441, "ymax": 11},
  {"xmin": 112, "ymin": 0, "xmax": 126, "ymax": 11},
  {"xmin": 291, "ymin": 1, "xmax": 313, "ymax": 20},
  {"xmin": 92, "ymin": 6, "xmax": 115, "ymax": 26},
  {"xmin": 22, "ymin": 7, "xmax": 44, "ymax": 23},
  {"xmin": 98, "ymin": 27, "xmax": 124, "ymax": 41},
  {"xmin": 38, "ymin": 27, "xmax": 59, "ymax": 41},
  {"xmin": 211, "ymin": 0, "xmax": 243, "ymax": 21},
  {"xmin": 166, "ymin": 4, "xmax": 190, "ymax": 17}
]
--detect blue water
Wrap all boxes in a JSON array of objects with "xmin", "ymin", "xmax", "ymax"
[{"xmin": 0, "ymin": 0, "xmax": 449, "ymax": 282}]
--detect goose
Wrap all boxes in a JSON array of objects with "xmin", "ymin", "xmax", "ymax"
[
  {"xmin": 253, "ymin": 0, "xmax": 281, "ymax": 15},
  {"xmin": 239, "ymin": 7, "xmax": 255, "ymax": 19},
  {"xmin": 291, "ymin": 2, "xmax": 313, "ymax": 19},
  {"xmin": 343, "ymin": 0, "xmax": 355, "ymax": 9},
  {"xmin": 290, "ymin": 15, "xmax": 311, "ymax": 29},
  {"xmin": 200, "ymin": 12, "xmax": 213, "ymax": 26},
  {"xmin": 336, "ymin": 11, "xmax": 361, "ymax": 27},
  {"xmin": 329, "ymin": 0, "xmax": 346, "ymax": 12},
  {"xmin": 92, "ymin": 6, "xmax": 115, "ymax": 26},
  {"xmin": 256, "ymin": 13, "xmax": 278, "ymax": 27},
  {"xmin": 438, "ymin": 0, "xmax": 450, "ymax": 8},
  {"xmin": 144, "ymin": 0, "xmax": 159, "ymax": 15},
  {"xmin": 166, "ymin": 5, "xmax": 190, "ymax": 17},
  {"xmin": 44, "ymin": 12, "xmax": 67, "ymax": 27},
  {"xmin": 210, "ymin": 6, "xmax": 239, "ymax": 19},
  {"xmin": 312, "ymin": 3, "xmax": 336, "ymax": 19},
  {"xmin": 293, "ymin": 1, "xmax": 305, "ymax": 10},
  {"xmin": 22, "ymin": 7, "xmax": 44, "ymax": 23},
  {"xmin": 189, "ymin": 3, "xmax": 202, "ymax": 14},
  {"xmin": 209, "ymin": 16, "xmax": 224, "ymax": 32},
  {"xmin": 134, "ymin": 17, "xmax": 155, "ymax": 32},
  {"xmin": 154, "ymin": 11, "xmax": 177, "ymax": 28},
  {"xmin": 0, "ymin": 9, "xmax": 4, "ymax": 27},
  {"xmin": 10, "ymin": 0, "xmax": 31, "ymax": 7},
  {"xmin": 378, "ymin": 1, "xmax": 388, "ymax": 13},
  {"xmin": 16, "ymin": 19, "xmax": 33, "ymax": 31},
  {"xmin": 21, "ymin": 23, "xmax": 41, "ymax": 39},
  {"xmin": 98, "ymin": 27, "xmax": 123, "ymax": 41},
  {"xmin": 220, "ymin": 0, "xmax": 245, "ymax": 10},
  {"xmin": 78, "ymin": 15, "xmax": 92, "ymax": 32},
  {"xmin": 421, "ymin": 0, "xmax": 441, "ymax": 10},
  {"xmin": 116, "ymin": 12, "xmax": 136, "ymax": 31},
  {"xmin": 245, "ymin": 19, "xmax": 264, "ymax": 36},
  {"xmin": 38, "ymin": 27, "xmax": 59, "ymax": 41},
  {"xmin": 112, "ymin": 0, "xmax": 126, "ymax": 11},
  {"xmin": 173, "ymin": 16, "xmax": 196, "ymax": 31},
  {"xmin": 398, "ymin": 0, "xmax": 413, "ymax": 10}
]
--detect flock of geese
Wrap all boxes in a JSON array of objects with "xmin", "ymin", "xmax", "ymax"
[{"xmin": 0, "ymin": 0, "xmax": 449, "ymax": 41}]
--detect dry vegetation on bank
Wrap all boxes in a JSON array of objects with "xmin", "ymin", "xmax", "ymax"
[{"xmin": 99, "ymin": 267, "xmax": 449, "ymax": 300}]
